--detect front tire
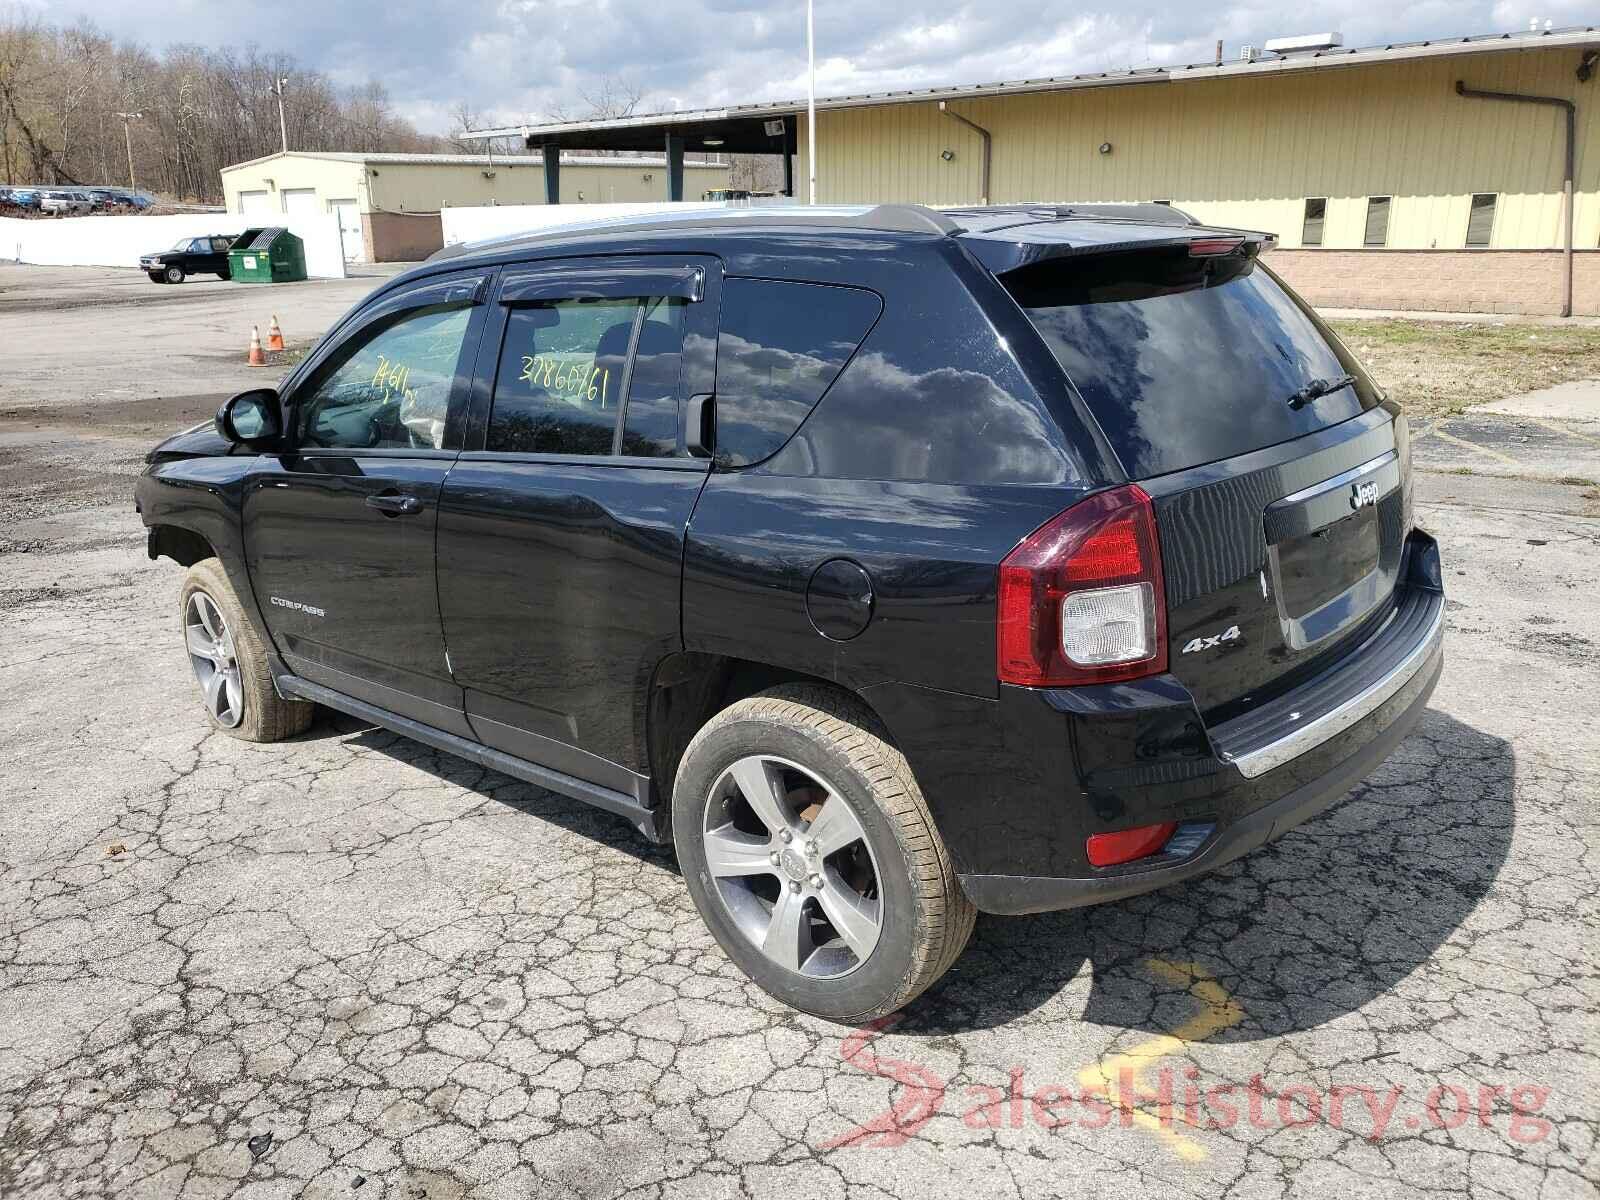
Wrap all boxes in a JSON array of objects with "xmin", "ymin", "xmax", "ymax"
[
  {"xmin": 179, "ymin": 558, "xmax": 314, "ymax": 741},
  {"xmin": 673, "ymin": 685, "xmax": 974, "ymax": 1021},
  {"xmin": 164, "ymin": 264, "xmax": 185, "ymax": 284}
]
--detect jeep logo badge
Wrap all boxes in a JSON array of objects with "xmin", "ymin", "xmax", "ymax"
[{"xmin": 1350, "ymin": 480, "xmax": 1378, "ymax": 510}]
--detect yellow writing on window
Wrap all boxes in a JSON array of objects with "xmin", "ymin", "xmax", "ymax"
[
  {"xmin": 519, "ymin": 355, "xmax": 610, "ymax": 406},
  {"xmin": 371, "ymin": 355, "xmax": 416, "ymax": 405}
]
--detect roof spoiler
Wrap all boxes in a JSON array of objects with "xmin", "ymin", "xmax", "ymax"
[{"xmin": 966, "ymin": 227, "xmax": 1277, "ymax": 276}]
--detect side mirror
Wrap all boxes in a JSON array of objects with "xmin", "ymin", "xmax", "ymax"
[{"xmin": 216, "ymin": 388, "xmax": 282, "ymax": 448}]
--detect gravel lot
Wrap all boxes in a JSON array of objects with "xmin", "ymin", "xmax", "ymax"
[{"xmin": 2, "ymin": 265, "xmax": 1597, "ymax": 1200}]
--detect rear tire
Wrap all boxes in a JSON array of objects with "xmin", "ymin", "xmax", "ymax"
[
  {"xmin": 164, "ymin": 265, "xmax": 185, "ymax": 284},
  {"xmin": 673, "ymin": 685, "xmax": 974, "ymax": 1021},
  {"xmin": 178, "ymin": 558, "xmax": 314, "ymax": 742}
]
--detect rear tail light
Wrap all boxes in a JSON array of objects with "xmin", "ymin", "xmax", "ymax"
[
  {"xmin": 1086, "ymin": 820, "xmax": 1179, "ymax": 867},
  {"xmin": 997, "ymin": 484, "xmax": 1167, "ymax": 687}
]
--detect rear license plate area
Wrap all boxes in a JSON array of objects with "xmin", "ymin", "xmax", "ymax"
[{"xmin": 1275, "ymin": 505, "xmax": 1380, "ymax": 616}]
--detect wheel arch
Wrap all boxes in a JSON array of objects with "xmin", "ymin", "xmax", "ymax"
[
  {"xmin": 147, "ymin": 523, "xmax": 215, "ymax": 567},
  {"xmin": 645, "ymin": 653, "xmax": 895, "ymax": 808}
]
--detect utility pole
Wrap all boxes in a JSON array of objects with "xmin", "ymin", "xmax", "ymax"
[
  {"xmin": 114, "ymin": 111, "xmax": 140, "ymax": 190},
  {"xmin": 273, "ymin": 77, "xmax": 289, "ymax": 154},
  {"xmin": 806, "ymin": 0, "xmax": 816, "ymax": 204}
]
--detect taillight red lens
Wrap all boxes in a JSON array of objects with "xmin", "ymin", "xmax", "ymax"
[
  {"xmin": 996, "ymin": 484, "xmax": 1167, "ymax": 687},
  {"xmin": 1086, "ymin": 821, "xmax": 1179, "ymax": 867}
]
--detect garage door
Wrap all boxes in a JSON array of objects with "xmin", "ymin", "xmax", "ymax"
[
  {"xmin": 238, "ymin": 190, "xmax": 271, "ymax": 218},
  {"xmin": 281, "ymin": 188, "xmax": 318, "ymax": 218},
  {"xmin": 327, "ymin": 199, "xmax": 365, "ymax": 263}
]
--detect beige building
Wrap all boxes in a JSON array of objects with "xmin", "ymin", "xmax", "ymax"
[
  {"xmin": 464, "ymin": 26, "xmax": 1600, "ymax": 316},
  {"xmin": 218, "ymin": 151, "xmax": 729, "ymax": 263}
]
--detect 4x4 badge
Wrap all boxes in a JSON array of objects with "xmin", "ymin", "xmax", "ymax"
[{"xmin": 1181, "ymin": 625, "xmax": 1241, "ymax": 654}]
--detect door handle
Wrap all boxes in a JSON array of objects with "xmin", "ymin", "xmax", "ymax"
[
  {"xmin": 685, "ymin": 393, "xmax": 715, "ymax": 458},
  {"xmin": 366, "ymin": 492, "xmax": 424, "ymax": 516}
]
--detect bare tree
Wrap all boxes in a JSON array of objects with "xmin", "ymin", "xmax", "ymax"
[{"xmin": 0, "ymin": 12, "xmax": 451, "ymax": 198}]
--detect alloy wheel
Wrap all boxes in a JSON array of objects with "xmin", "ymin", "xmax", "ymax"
[
  {"xmin": 184, "ymin": 591, "xmax": 243, "ymax": 728},
  {"xmin": 702, "ymin": 754, "xmax": 883, "ymax": 978}
]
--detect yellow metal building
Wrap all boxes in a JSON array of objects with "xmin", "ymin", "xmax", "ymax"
[{"xmin": 466, "ymin": 26, "xmax": 1600, "ymax": 316}]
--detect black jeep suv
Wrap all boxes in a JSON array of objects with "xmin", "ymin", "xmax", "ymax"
[{"xmin": 135, "ymin": 204, "xmax": 1444, "ymax": 1020}]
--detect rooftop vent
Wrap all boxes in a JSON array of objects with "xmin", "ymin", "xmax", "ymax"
[{"xmin": 1262, "ymin": 32, "xmax": 1344, "ymax": 55}]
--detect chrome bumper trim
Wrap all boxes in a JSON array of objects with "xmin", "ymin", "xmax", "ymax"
[{"xmin": 1225, "ymin": 596, "xmax": 1444, "ymax": 780}]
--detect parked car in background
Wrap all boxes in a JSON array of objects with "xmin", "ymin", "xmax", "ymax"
[
  {"xmin": 3, "ymin": 187, "xmax": 43, "ymax": 211},
  {"xmin": 94, "ymin": 187, "xmax": 154, "ymax": 210},
  {"xmin": 40, "ymin": 190, "xmax": 95, "ymax": 215},
  {"xmin": 140, "ymin": 234, "xmax": 235, "ymax": 283},
  {"xmin": 135, "ymin": 203, "xmax": 1444, "ymax": 1020}
]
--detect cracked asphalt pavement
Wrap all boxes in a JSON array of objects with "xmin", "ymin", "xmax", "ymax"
[{"xmin": 1, "ymin": 266, "xmax": 1597, "ymax": 1199}]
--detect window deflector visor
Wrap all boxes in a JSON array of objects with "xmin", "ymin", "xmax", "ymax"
[{"xmin": 500, "ymin": 266, "xmax": 705, "ymax": 305}]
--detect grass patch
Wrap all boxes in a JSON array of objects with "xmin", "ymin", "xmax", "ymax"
[{"xmin": 1328, "ymin": 318, "xmax": 1600, "ymax": 420}]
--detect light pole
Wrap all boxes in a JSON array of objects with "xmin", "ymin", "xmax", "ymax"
[
  {"xmin": 272, "ymin": 77, "xmax": 289, "ymax": 154},
  {"xmin": 806, "ymin": 0, "xmax": 816, "ymax": 204},
  {"xmin": 114, "ymin": 111, "xmax": 140, "ymax": 190}
]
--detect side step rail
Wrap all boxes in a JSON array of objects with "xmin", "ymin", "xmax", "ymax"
[{"xmin": 277, "ymin": 674, "xmax": 668, "ymax": 844}]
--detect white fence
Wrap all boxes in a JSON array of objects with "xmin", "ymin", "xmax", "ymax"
[
  {"xmin": 439, "ymin": 199, "xmax": 801, "ymax": 250},
  {"xmin": 1, "ymin": 212, "xmax": 347, "ymax": 279},
  {"xmin": 440, "ymin": 202, "xmax": 724, "ymax": 250}
]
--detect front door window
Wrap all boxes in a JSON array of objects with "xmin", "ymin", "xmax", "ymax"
[{"xmin": 298, "ymin": 305, "xmax": 474, "ymax": 451}]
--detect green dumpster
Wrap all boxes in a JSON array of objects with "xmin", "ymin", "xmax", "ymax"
[{"xmin": 227, "ymin": 227, "xmax": 307, "ymax": 283}]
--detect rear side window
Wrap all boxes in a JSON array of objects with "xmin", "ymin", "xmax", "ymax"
[
  {"xmin": 714, "ymin": 278, "xmax": 881, "ymax": 466},
  {"xmin": 487, "ymin": 295, "xmax": 690, "ymax": 458},
  {"xmin": 1006, "ymin": 248, "xmax": 1380, "ymax": 479}
]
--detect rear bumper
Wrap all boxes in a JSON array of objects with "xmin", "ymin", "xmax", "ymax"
[{"xmin": 938, "ymin": 532, "xmax": 1445, "ymax": 915}]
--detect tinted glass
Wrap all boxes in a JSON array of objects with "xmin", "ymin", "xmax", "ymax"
[
  {"xmin": 1364, "ymin": 197, "xmax": 1391, "ymax": 247},
  {"xmin": 1008, "ymin": 249, "xmax": 1380, "ymax": 479},
  {"xmin": 297, "ymin": 304, "xmax": 472, "ymax": 450},
  {"xmin": 714, "ymin": 277, "xmax": 882, "ymax": 466},
  {"xmin": 1467, "ymin": 194, "xmax": 1496, "ymax": 247},
  {"xmin": 620, "ymin": 297, "xmax": 687, "ymax": 457},
  {"xmin": 488, "ymin": 298, "xmax": 635, "ymax": 455},
  {"xmin": 1302, "ymin": 198, "xmax": 1326, "ymax": 246}
]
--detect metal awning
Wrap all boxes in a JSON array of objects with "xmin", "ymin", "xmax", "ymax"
[{"xmin": 458, "ymin": 24, "xmax": 1598, "ymax": 151}]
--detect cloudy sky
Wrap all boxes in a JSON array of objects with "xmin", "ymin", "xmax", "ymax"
[{"xmin": 24, "ymin": 0, "xmax": 1598, "ymax": 133}]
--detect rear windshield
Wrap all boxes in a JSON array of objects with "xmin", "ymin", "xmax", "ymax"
[{"xmin": 1005, "ymin": 248, "xmax": 1380, "ymax": 478}]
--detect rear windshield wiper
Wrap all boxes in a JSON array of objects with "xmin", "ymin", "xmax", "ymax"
[{"xmin": 1285, "ymin": 373, "xmax": 1357, "ymax": 410}]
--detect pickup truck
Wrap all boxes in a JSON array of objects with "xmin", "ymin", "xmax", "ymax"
[{"xmin": 140, "ymin": 235, "xmax": 236, "ymax": 283}]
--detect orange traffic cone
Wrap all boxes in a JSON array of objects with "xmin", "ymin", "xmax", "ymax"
[
  {"xmin": 247, "ymin": 325, "xmax": 266, "ymax": 367},
  {"xmin": 266, "ymin": 314, "xmax": 285, "ymax": 352}
]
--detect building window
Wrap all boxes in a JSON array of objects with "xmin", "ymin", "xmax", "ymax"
[
  {"xmin": 1466, "ymin": 193, "xmax": 1497, "ymax": 247},
  {"xmin": 1364, "ymin": 197, "xmax": 1391, "ymax": 247},
  {"xmin": 1302, "ymin": 198, "xmax": 1326, "ymax": 247}
]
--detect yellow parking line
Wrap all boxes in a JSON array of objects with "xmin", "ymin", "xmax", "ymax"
[
  {"xmin": 1077, "ymin": 959, "xmax": 1244, "ymax": 1163},
  {"xmin": 1432, "ymin": 427, "xmax": 1520, "ymax": 466}
]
